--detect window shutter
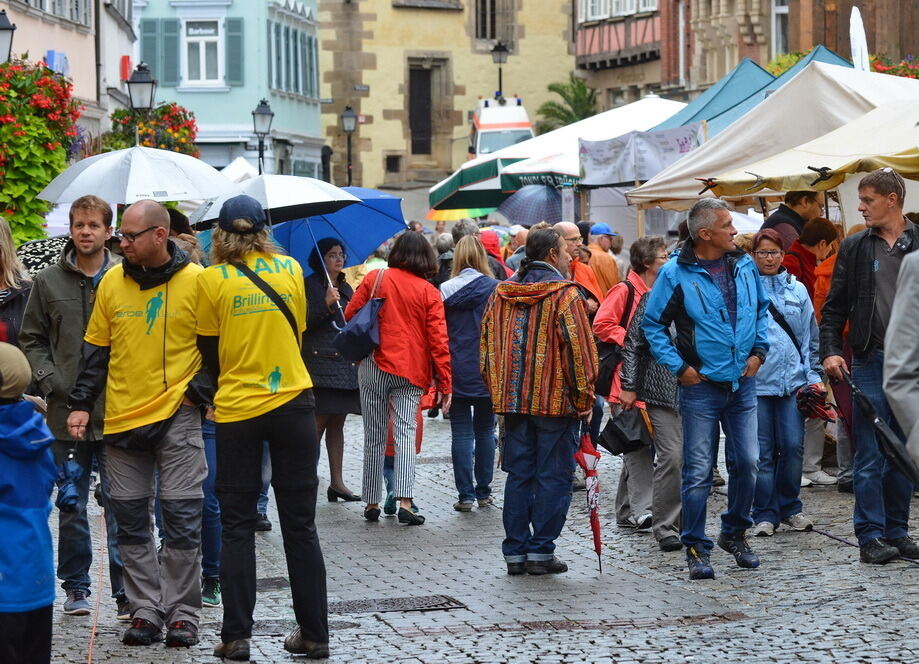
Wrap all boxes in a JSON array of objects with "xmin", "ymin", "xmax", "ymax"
[
  {"xmin": 300, "ymin": 33, "xmax": 309, "ymax": 95},
  {"xmin": 140, "ymin": 19, "xmax": 160, "ymax": 74},
  {"xmin": 161, "ymin": 19, "xmax": 180, "ymax": 87},
  {"xmin": 226, "ymin": 17, "xmax": 244, "ymax": 86},
  {"xmin": 312, "ymin": 38, "xmax": 319, "ymax": 96}
]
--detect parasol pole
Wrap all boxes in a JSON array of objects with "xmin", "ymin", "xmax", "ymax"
[{"xmin": 303, "ymin": 220, "xmax": 346, "ymax": 329}]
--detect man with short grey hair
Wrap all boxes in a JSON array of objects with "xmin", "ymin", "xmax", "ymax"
[{"xmin": 643, "ymin": 197, "xmax": 769, "ymax": 580}]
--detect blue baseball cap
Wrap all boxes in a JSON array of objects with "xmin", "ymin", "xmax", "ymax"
[
  {"xmin": 218, "ymin": 194, "xmax": 266, "ymax": 233},
  {"xmin": 590, "ymin": 222, "xmax": 617, "ymax": 236}
]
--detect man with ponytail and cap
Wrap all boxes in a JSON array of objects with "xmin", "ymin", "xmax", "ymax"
[{"xmin": 197, "ymin": 194, "xmax": 328, "ymax": 661}]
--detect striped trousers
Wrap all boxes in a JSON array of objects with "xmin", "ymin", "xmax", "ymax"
[{"xmin": 359, "ymin": 355, "xmax": 423, "ymax": 504}]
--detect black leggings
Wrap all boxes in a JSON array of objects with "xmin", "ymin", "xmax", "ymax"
[{"xmin": 0, "ymin": 605, "xmax": 52, "ymax": 664}]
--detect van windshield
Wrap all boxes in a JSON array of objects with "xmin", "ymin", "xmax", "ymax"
[{"xmin": 478, "ymin": 129, "xmax": 533, "ymax": 155}]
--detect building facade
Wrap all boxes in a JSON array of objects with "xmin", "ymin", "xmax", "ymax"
[
  {"xmin": 134, "ymin": 0, "xmax": 323, "ymax": 176},
  {"xmin": 318, "ymin": 0, "xmax": 574, "ymax": 189}
]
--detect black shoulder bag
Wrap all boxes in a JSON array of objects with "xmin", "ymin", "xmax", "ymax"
[
  {"xmin": 768, "ymin": 302, "xmax": 802, "ymax": 362},
  {"xmin": 231, "ymin": 261, "xmax": 301, "ymax": 348},
  {"xmin": 595, "ymin": 281, "xmax": 635, "ymax": 398}
]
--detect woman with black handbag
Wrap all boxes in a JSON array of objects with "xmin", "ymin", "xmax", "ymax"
[
  {"xmin": 593, "ymin": 236, "xmax": 669, "ymax": 533},
  {"xmin": 303, "ymin": 238, "xmax": 361, "ymax": 502},
  {"xmin": 345, "ymin": 231, "xmax": 452, "ymax": 526}
]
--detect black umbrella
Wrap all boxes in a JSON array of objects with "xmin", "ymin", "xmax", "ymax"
[{"xmin": 841, "ymin": 370, "xmax": 919, "ymax": 486}]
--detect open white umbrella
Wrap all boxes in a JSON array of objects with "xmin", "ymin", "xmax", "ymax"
[
  {"xmin": 38, "ymin": 146, "xmax": 241, "ymax": 204},
  {"xmin": 190, "ymin": 174, "xmax": 360, "ymax": 226}
]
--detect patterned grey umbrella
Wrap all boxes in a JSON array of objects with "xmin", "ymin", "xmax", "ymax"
[
  {"xmin": 17, "ymin": 235, "xmax": 69, "ymax": 275},
  {"xmin": 496, "ymin": 185, "xmax": 562, "ymax": 228}
]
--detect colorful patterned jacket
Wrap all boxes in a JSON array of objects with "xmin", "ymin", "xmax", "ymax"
[{"xmin": 480, "ymin": 262, "xmax": 598, "ymax": 417}]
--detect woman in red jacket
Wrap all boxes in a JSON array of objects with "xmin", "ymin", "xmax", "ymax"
[{"xmin": 345, "ymin": 232, "xmax": 452, "ymax": 525}]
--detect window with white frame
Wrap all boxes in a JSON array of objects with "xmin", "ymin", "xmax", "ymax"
[
  {"xmin": 185, "ymin": 20, "xmax": 222, "ymax": 84},
  {"xmin": 613, "ymin": 0, "xmax": 637, "ymax": 16},
  {"xmin": 638, "ymin": 0, "xmax": 658, "ymax": 11},
  {"xmin": 587, "ymin": 0, "xmax": 609, "ymax": 20},
  {"xmin": 771, "ymin": 0, "xmax": 788, "ymax": 56},
  {"xmin": 267, "ymin": 20, "xmax": 319, "ymax": 97},
  {"xmin": 578, "ymin": 0, "xmax": 588, "ymax": 22}
]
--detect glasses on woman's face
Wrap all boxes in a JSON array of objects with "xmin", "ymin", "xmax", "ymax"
[
  {"xmin": 325, "ymin": 252, "xmax": 347, "ymax": 261},
  {"xmin": 753, "ymin": 250, "xmax": 783, "ymax": 259},
  {"xmin": 655, "ymin": 254, "xmax": 669, "ymax": 260}
]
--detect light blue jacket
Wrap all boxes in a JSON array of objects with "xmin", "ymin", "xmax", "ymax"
[{"xmin": 756, "ymin": 270, "xmax": 821, "ymax": 396}]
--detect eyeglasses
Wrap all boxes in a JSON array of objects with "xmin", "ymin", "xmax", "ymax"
[
  {"xmin": 325, "ymin": 252, "xmax": 347, "ymax": 261},
  {"xmin": 753, "ymin": 250, "xmax": 783, "ymax": 258},
  {"xmin": 114, "ymin": 226, "xmax": 158, "ymax": 243},
  {"xmin": 564, "ymin": 235, "xmax": 582, "ymax": 243}
]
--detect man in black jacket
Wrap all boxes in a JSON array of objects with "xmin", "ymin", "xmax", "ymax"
[
  {"xmin": 760, "ymin": 191, "xmax": 824, "ymax": 250},
  {"xmin": 820, "ymin": 168, "xmax": 919, "ymax": 565}
]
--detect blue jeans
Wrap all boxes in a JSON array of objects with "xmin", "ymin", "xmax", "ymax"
[
  {"xmin": 501, "ymin": 414, "xmax": 578, "ymax": 562},
  {"xmin": 679, "ymin": 377, "xmax": 758, "ymax": 553},
  {"xmin": 201, "ymin": 418, "xmax": 222, "ymax": 579},
  {"xmin": 258, "ymin": 441, "xmax": 271, "ymax": 515},
  {"xmin": 851, "ymin": 351, "xmax": 912, "ymax": 545},
  {"xmin": 752, "ymin": 395, "xmax": 804, "ymax": 525},
  {"xmin": 52, "ymin": 441, "xmax": 125, "ymax": 599},
  {"xmin": 449, "ymin": 397, "xmax": 496, "ymax": 503}
]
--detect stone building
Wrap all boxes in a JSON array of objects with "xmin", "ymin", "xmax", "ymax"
[{"xmin": 318, "ymin": 0, "xmax": 574, "ymax": 189}]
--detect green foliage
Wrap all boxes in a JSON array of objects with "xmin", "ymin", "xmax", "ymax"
[
  {"xmin": 0, "ymin": 58, "xmax": 82, "ymax": 244},
  {"xmin": 870, "ymin": 54, "xmax": 919, "ymax": 78},
  {"xmin": 536, "ymin": 74, "xmax": 597, "ymax": 135},
  {"xmin": 102, "ymin": 103, "xmax": 199, "ymax": 156},
  {"xmin": 764, "ymin": 52, "xmax": 807, "ymax": 76}
]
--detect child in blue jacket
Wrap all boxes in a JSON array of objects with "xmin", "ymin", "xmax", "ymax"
[{"xmin": 0, "ymin": 342, "xmax": 56, "ymax": 664}]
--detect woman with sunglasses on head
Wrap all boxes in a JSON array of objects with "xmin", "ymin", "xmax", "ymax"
[
  {"xmin": 749, "ymin": 228, "xmax": 822, "ymax": 539},
  {"xmin": 303, "ymin": 238, "xmax": 361, "ymax": 502}
]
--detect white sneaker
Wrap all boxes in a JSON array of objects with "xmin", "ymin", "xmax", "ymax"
[
  {"xmin": 803, "ymin": 470, "xmax": 837, "ymax": 486},
  {"xmin": 635, "ymin": 513, "xmax": 653, "ymax": 532},
  {"xmin": 782, "ymin": 512, "xmax": 814, "ymax": 531},
  {"xmin": 800, "ymin": 475, "xmax": 813, "ymax": 487},
  {"xmin": 751, "ymin": 521, "xmax": 775, "ymax": 537}
]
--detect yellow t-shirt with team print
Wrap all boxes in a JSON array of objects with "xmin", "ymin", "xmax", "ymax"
[
  {"xmin": 196, "ymin": 251, "xmax": 312, "ymax": 423},
  {"xmin": 84, "ymin": 261, "xmax": 204, "ymax": 434}
]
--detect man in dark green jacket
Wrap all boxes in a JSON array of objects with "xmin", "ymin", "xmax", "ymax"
[{"xmin": 19, "ymin": 194, "xmax": 126, "ymax": 620}]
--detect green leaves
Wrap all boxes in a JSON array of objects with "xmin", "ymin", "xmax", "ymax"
[{"xmin": 536, "ymin": 74, "xmax": 598, "ymax": 135}]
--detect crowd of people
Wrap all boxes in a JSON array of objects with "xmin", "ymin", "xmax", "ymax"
[{"xmin": 1, "ymin": 166, "xmax": 919, "ymax": 661}]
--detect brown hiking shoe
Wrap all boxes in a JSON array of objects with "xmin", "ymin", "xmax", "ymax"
[{"xmin": 283, "ymin": 626, "xmax": 330, "ymax": 659}]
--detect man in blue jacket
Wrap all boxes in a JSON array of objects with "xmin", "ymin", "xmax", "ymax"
[{"xmin": 643, "ymin": 198, "xmax": 770, "ymax": 580}]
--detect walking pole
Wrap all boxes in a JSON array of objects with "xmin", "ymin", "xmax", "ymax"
[{"xmin": 303, "ymin": 220, "xmax": 347, "ymax": 329}]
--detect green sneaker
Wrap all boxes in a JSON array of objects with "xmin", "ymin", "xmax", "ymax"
[
  {"xmin": 383, "ymin": 491, "xmax": 397, "ymax": 515},
  {"xmin": 202, "ymin": 577, "xmax": 221, "ymax": 607}
]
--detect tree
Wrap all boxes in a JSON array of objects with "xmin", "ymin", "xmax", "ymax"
[
  {"xmin": 536, "ymin": 74, "xmax": 597, "ymax": 135},
  {"xmin": 0, "ymin": 58, "xmax": 82, "ymax": 244}
]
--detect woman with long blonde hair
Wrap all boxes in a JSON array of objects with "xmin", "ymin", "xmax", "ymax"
[
  {"xmin": 441, "ymin": 235, "xmax": 499, "ymax": 511},
  {"xmin": 0, "ymin": 217, "xmax": 32, "ymax": 346}
]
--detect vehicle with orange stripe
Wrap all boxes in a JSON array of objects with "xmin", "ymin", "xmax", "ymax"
[{"xmin": 468, "ymin": 94, "xmax": 534, "ymax": 158}]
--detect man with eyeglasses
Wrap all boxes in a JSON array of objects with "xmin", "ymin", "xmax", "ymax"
[{"xmin": 66, "ymin": 200, "xmax": 212, "ymax": 648}]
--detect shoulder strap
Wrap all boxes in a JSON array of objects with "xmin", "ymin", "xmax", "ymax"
[
  {"xmin": 231, "ymin": 261, "xmax": 300, "ymax": 348},
  {"xmin": 768, "ymin": 301, "xmax": 803, "ymax": 361},
  {"xmin": 369, "ymin": 267, "xmax": 386, "ymax": 299},
  {"xmin": 618, "ymin": 281, "xmax": 636, "ymax": 328}
]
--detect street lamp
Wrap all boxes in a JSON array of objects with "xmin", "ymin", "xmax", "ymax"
[
  {"xmin": 0, "ymin": 10, "xmax": 17, "ymax": 66},
  {"xmin": 491, "ymin": 41, "xmax": 509, "ymax": 98},
  {"xmin": 340, "ymin": 105, "xmax": 357, "ymax": 186},
  {"xmin": 126, "ymin": 62, "xmax": 157, "ymax": 146},
  {"xmin": 251, "ymin": 98, "xmax": 274, "ymax": 175}
]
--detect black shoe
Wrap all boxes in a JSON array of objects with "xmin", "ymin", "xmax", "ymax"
[
  {"xmin": 122, "ymin": 617, "xmax": 162, "ymax": 646},
  {"xmin": 886, "ymin": 536, "xmax": 919, "ymax": 560},
  {"xmin": 860, "ymin": 537, "xmax": 899, "ymax": 564},
  {"xmin": 397, "ymin": 507, "xmax": 425, "ymax": 525},
  {"xmin": 427, "ymin": 406, "xmax": 440, "ymax": 418},
  {"xmin": 327, "ymin": 486, "xmax": 361, "ymax": 502},
  {"xmin": 165, "ymin": 620, "xmax": 198, "ymax": 647},
  {"xmin": 213, "ymin": 638, "xmax": 250, "ymax": 661},
  {"xmin": 837, "ymin": 478, "xmax": 854, "ymax": 493},
  {"xmin": 254, "ymin": 513, "xmax": 272, "ymax": 531},
  {"xmin": 506, "ymin": 561, "xmax": 526, "ymax": 575},
  {"xmin": 525, "ymin": 556, "xmax": 568, "ymax": 575},
  {"xmin": 717, "ymin": 532, "xmax": 760, "ymax": 569},
  {"xmin": 363, "ymin": 506, "xmax": 381, "ymax": 522},
  {"xmin": 686, "ymin": 547, "xmax": 715, "ymax": 580},
  {"xmin": 658, "ymin": 536, "xmax": 682, "ymax": 552}
]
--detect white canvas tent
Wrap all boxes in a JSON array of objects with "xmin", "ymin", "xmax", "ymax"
[{"xmin": 627, "ymin": 62, "xmax": 919, "ymax": 210}]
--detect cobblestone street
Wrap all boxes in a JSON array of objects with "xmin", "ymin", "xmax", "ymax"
[{"xmin": 51, "ymin": 414, "xmax": 919, "ymax": 663}]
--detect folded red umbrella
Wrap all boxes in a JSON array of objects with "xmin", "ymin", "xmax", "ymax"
[{"xmin": 574, "ymin": 426, "xmax": 603, "ymax": 573}]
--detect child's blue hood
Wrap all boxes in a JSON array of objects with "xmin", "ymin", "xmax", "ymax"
[{"xmin": 0, "ymin": 401, "xmax": 54, "ymax": 460}]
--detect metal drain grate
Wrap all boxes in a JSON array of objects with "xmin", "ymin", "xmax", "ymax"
[
  {"xmin": 255, "ymin": 576, "xmax": 290, "ymax": 591},
  {"xmin": 330, "ymin": 594, "xmax": 466, "ymax": 614},
  {"xmin": 415, "ymin": 455, "xmax": 453, "ymax": 465}
]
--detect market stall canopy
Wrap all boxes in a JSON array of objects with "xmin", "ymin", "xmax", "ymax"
[
  {"xmin": 709, "ymin": 100, "xmax": 919, "ymax": 197},
  {"xmin": 626, "ymin": 63, "xmax": 919, "ymax": 210},
  {"xmin": 705, "ymin": 45, "xmax": 852, "ymax": 136},
  {"xmin": 429, "ymin": 95, "xmax": 686, "ymax": 210},
  {"xmin": 652, "ymin": 59, "xmax": 774, "ymax": 132}
]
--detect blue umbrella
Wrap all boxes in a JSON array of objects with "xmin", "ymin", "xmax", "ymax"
[
  {"xmin": 271, "ymin": 186, "xmax": 407, "ymax": 278},
  {"xmin": 496, "ymin": 185, "xmax": 562, "ymax": 228}
]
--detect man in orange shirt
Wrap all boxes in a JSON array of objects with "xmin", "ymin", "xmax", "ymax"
[
  {"xmin": 586, "ymin": 222, "xmax": 620, "ymax": 295},
  {"xmin": 554, "ymin": 222, "xmax": 602, "ymax": 313}
]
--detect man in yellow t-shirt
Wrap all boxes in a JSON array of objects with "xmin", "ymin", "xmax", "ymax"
[
  {"xmin": 198, "ymin": 195, "xmax": 328, "ymax": 662},
  {"xmin": 66, "ymin": 201, "xmax": 210, "ymax": 649}
]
